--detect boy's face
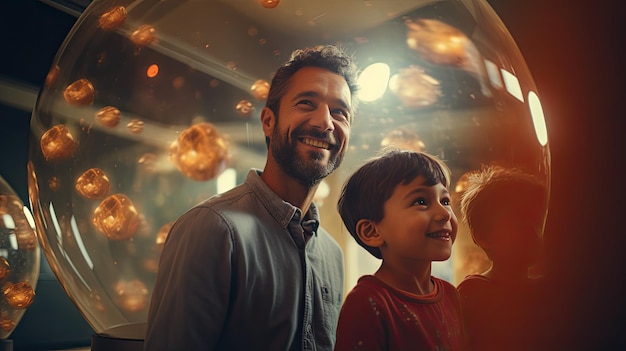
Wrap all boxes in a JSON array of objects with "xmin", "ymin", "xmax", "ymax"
[{"xmin": 375, "ymin": 176, "xmax": 457, "ymax": 264}]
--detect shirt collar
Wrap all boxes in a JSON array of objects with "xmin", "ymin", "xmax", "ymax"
[{"xmin": 247, "ymin": 169, "xmax": 320, "ymax": 236}]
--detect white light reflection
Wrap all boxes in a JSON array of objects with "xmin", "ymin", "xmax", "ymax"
[
  {"xmin": 49, "ymin": 202, "xmax": 62, "ymax": 241},
  {"xmin": 22, "ymin": 206, "xmax": 36, "ymax": 230},
  {"xmin": 501, "ymin": 69, "xmax": 523, "ymax": 102},
  {"xmin": 217, "ymin": 168, "xmax": 236, "ymax": 194},
  {"xmin": 56, "ymin": 241, "xmax": 90, "ymax": 289},
  {"xmin": 71, "ymin": 215, "xmax": 94, "ymax": 270},
  {"xmin": 528, "ymin": 91, "xmax": 549, "ymax": 146},
  {"xmin": 1, "ymin": 214, "xmax": 15, "ymax": 229},
  {"xmin": 356, "ymin": 62, "xmax": 390, "ymax": 102},
  {"xmin": 484, "ymin": 59, "xmax": 502, "ymax": 89}
]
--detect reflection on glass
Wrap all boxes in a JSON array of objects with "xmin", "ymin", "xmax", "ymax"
[{"xmin": 29, "ymin": 0, "xmax": 550, "ymax": 341}]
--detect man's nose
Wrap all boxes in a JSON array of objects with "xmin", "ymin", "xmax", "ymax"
[{"xmin": 309, "ymin": 105, "xmax": 334, "ymax": 132}]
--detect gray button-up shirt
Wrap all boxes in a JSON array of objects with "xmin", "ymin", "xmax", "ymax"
[{"xmin": 145, "ymin": 169, "xmax": 344, "ymax": 351}]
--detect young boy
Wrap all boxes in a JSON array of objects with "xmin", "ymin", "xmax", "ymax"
[
  {"xmin": 335, "ymin": 148, "xmax": 465, "ymax": 351},
  {"xmin": 456, "ymin": 164, "xmax": 549, "ymax": 351}
]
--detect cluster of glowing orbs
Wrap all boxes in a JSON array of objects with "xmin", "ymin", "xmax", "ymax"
[
  {"xmin": 40, "ymin": 125, "xmax": 77, "ymax": 161},
  {"xmin": 75, "ymin": 168, "xmax": 111, "ymax": 199},
  {"xmin": 63, "ymin": 78, "xmax": 95, "ymax": 106},
  {"xmin": 169, "ymin": 123, "xmax": 230, "ymax": 181},
  {"xmin": 258, "ymin": 0, "xmax": 280, "ymax": 9},
  {"xmin": 236, "ymin": 99, "xmax": 254, "ymax": 118},
  {"xmin": 130, "ymin": 25, "xmax": 158, "ymax": 47},
  {"xmin": 250, "ymin": 79, "xmax": 270, "ymax": 101},
  {"xmin": 92, "ymin": 194, "xmax": 140, "ymax": 240},
  {"xmin": 388, "ymin": 66, "xmax": 441, "ymax": 108},
  {"xmin": 96, "ymin": 106, "xmax": 121, "ymax": 128},
  {"xmin": 98, "ymin": 6, "xmax": 127, "ymax": 31}
]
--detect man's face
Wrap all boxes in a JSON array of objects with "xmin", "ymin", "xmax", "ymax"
[{"xmin": 269, "ymin": 66, "xmax": 352, "ymax": 187}]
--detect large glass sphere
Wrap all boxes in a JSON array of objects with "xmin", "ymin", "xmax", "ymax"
[
  {"xmin": 29, "ymin": 0, "xmax": 550, "ymax": 341},
  {"xmin": 0, "ymin": 176, "xmax": 39, "ymax": 341}
]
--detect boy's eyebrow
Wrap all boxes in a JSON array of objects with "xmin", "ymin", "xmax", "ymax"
[
  {"xmin": 402, "ymin": 185, "xmax": 449, "ymax": 201},
  {"xmin": 402, "ymin": 186, "xmax": 428, "ymax": 201}
]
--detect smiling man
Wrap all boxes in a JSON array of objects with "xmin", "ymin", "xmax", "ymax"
[{"xmin": 145, "ymin": 45, "xmax": 360, "ymax": 351}]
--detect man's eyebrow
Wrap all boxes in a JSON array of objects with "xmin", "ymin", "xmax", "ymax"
[{"xmin": 291, "ymin": 91, "xmax": 351, "ymax": 111}]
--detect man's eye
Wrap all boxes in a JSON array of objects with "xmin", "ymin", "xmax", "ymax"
[
  {"xmin": 331, "ymin": 109, "xmax": 350, "ymax": 120},
  {"xmin": 296, "ymin": 100, "xmax": 315, "ymax": 107}
]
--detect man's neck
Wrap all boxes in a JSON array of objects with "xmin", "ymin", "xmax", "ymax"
[{"xmin": 260, "ymin": 163, "xmax": 318, "ymax": 214}]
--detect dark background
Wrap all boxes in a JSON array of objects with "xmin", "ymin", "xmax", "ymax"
[{"xmin": 1, "ymin": 0, "xmax": 623, "ymax": 349}]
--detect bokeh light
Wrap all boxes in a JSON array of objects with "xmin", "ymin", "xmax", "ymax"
[{"xmin": 28, "ymin": 0, "xmax": 550, "ymax": 341}]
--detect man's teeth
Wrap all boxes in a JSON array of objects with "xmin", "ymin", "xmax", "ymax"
[{"xmin": 303, "ymin": 138, "xmax": 329, "ymax": 149}]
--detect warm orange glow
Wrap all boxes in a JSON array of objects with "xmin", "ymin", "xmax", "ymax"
[{"xmin": 147, "ymin": 64, "xmax": 159, "ymax": 78}]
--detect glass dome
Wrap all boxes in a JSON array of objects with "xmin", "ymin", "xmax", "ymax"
[
  {"xmin": 28, "ymin": 0, "xmax": 550, "ymax": 341},
  {"xmin": 0, "ymin": 175, "xmax": 39, "ymax": 343}
]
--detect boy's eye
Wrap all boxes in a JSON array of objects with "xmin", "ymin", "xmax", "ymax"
[{"xmin": 413, "ymin": 198, "xmax": 427, "ymax": 206}]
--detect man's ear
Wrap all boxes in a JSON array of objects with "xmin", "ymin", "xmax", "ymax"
[
  {"xmin": 356, "ymin": 219, "xmax": 384, "ymax": 247},
  {"xmin": 260, "ymin": 107, "xmax": 275, "ymax": 138}
]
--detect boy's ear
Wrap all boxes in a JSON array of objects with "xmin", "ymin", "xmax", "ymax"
[
  {"xmin": 356, "ymin": 219, "xmax": 384, "ymax": 247},
  {"xmin": 260, "ymin": 107, "xmax": 275, "ymax": 138}
]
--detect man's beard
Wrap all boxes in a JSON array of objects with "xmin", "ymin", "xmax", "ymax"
[{"xmin": 270, "ymin": 125, "xmax": 345, "ymax": 188}]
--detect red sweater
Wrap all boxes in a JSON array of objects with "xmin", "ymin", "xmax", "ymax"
[{"xmin": 335, "ymin": 275, "xmax": 466, "ymax": 351}]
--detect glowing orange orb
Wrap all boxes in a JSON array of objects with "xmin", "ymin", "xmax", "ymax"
[
  {"xmin": 48, "ymin": 176, "xmax": 61, "ymax": 191},
  {"xmin": 98, "ymin": 6, "xmax": 127, "ymax": 31},
  {"xmin": 75, "ymin": 168, "xmax": 111, "ymax": 199},
  {"xmin": 169, "ymin": 123, "xmax": 229, "ymax": 181},
  {"xmin": 92, "ymin": 194, "xmax": 140, "ymax": 240},
  {"xmin": 0, "ymin": 258, "xmax": 10, "ymax": 281},
  {"xmin": 126, "ymin": 119, "xmax": 145, "ymax": 134},
  {"xmin": 389, "ymin": 66, "xmax": 441, "ymax": 108},
  {"xmin": 406, "ymin": 18, "xmax": 470, "ymax": 67},
  {"xmin": 235, "ymin": 99, "xmax": 254, "ymax": 118},
  {"xmin": 250, "ymin": 79, "xmax": 270, "ymax": 101},
  {"xmin": 130, "ymin": 25, "xmax": 157, "ymax": 46},
  {"xmin": 114, "ymin": 280, "xmax": 148, "ymax": 312},
  {"xmin": 3, "ymin": 282, "xmax": 35, "ymax": 309},
  {"xmin": 0, "ymin": 317, "xmax": 15, "ymax": 332},
  {"xmin": 40, "ymin": 124, "xmax": 77, "ymax": 161},
  {"xmin": 146, "ymin": 64, "xmax": 159, "ymax": 78},
  {"xmin": 63, "ymin": 78, "xmax": 95, "ymax": 106},
  {"xmin": 95, "ymin": 106, "xmax": 121, "ymax": 128}
]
